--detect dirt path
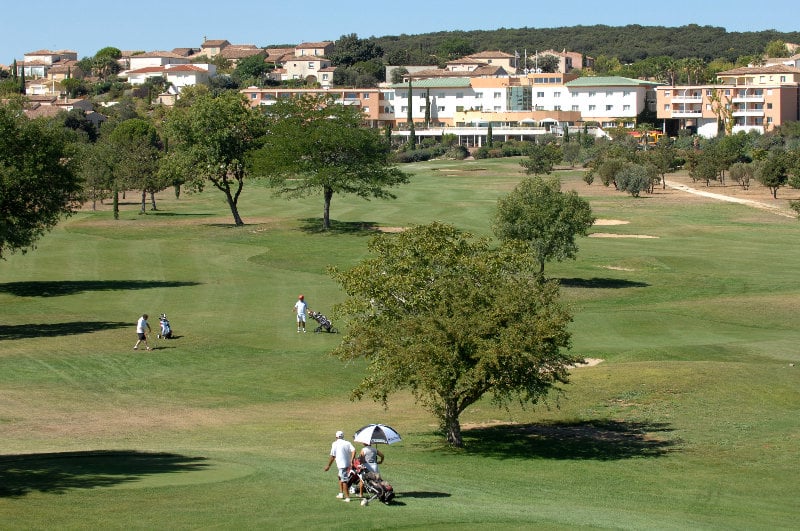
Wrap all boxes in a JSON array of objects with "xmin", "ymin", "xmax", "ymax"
[{"xmin": 663, "ymin": 179, "xmax": 797, "ymax": 218}]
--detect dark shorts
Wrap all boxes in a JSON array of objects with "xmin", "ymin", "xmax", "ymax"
[{"xmin": 137, "ymin": 333, "xmax": 146, "ymax": 340}]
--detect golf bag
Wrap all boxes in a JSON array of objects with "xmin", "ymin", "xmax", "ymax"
[
  {"xmin": 347, "ymin": 460, "xmax": 395, "ymax": 505},
  {"xmin": 308, "ymin": 309, "xmax": 338, "ymax": 334},
  {"xmin": 158, "ymin": 314, "xmax": 173, "ymax": 339}
]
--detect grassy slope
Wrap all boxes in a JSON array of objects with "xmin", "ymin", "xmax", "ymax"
[{"xmin": 1, "ymin": 160, "xmax": 798, "ymax": 529}]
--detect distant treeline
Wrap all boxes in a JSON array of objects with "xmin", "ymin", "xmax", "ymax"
[{"xmin": 371, "ymin": 24, "xmax": 800, "ymax": 64}]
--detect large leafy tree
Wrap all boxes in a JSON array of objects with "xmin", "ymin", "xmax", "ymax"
[
  {"xmin": 0, "ymin": 105, "xmax": 83, "ymax": 258},
  {"xmin": 330, "ymin": 222, "xmax": 580, "ymax": 447},
  {"xmin": 253, "ymin": 94, "xmax": 408, "ymax": 230},
  {"xmin": 161, "ymin": 91, "xmax": 267, "ymax": 226},
  {"xmin": 520, "ymin": 142, "xmax": 562, "ymax": 176},
  {"xmin": 108, "ymin": 118, "xmax": 166, "ymax": 213},
  {"xmin": 493, "ymin": 176, "xmax": 595, "ymax": 275}
]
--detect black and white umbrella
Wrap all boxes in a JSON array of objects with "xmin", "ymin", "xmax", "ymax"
[{"xmin": 353, "ymin": 423, "xmax": 402, "ymax": 445}]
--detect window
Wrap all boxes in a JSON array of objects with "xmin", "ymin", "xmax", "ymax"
[
  {"xmin": 494, "ymin": 92, "xmax": 502, "ymax": 98},
  {"xmin": 571, "ymin": 105, "xmax": 579, "ymax": 111},
  {"xmin": 363, "ymin": 93, "xmax": 370, "ymax": 99},
  {"xmin": 589, "ymin": 91, "xmax": 596, "ymax": 97},
  {"xmin": 493, "ymin": 106, "xmax": 501, "ymax": 111},
  {"xmin": 706, "ymin": 104, "xmax": 712, "ymax": 111},
  {"xmin": 589, "ymin": 104, "xmax": 596, "ymax": 111},
  {"xmin": 725, "ymin": 90, "xmax": 731, "ymax": 96},
  {"xmin": 780, "ymin": 76, "xmax": 786, "ymax": 82},
  {"xmin": 663, "ymin": 90, "xmax": 670, "ymax": 97},
  {"xmin": 456, "ymin": 92, "xmax": 463, "ymax": 99},
  {"xmin": 475, "ymin": 92, "xmax": 483, "ymax": 99},
  {"xmin": 437, "ymin": 106, "xmax": 445, "ymax": 112},
  {"xmin": 623, "ymin": 105, "xmax": 630, "ymax": 111},
  {"xmin": 401, "ymin": 106, "xmax": 408, "ymax": 112},
  {"xmin": 663, "ymin": 104, "xmax": 669, "ymax": 110},
  {"xmin": 767, "ymin": 117, "xmax": 773, "ymax": 124},
  {"xmin": 537, "ymin": 91, "xmax": 544, "ymax": 97},
  {"xmin": 759, "ymin": 76, "xmax": 765, "ymax": 82},
  {"xmin": 363, "ymin": 107, "xmax": 369, "ymax": 113},
  {"xmin": 606, "ymin": 105, "xmax": 613, "ymax": 111},
  {"xmin": 767, "ymin": 103, "xmax": 773, "ymax": 109},
  {"xmin": 322, "ymin": 74, "xmax": 328, "ymax": 80},
  {"xmin": 383, "ymin": 106, "xmax": 391, "ymax": 113},
  {"xmin": 606, "ymin": 91, "xmax": 613, "ymax": 97},
  {"xmin": 250, "ymin": 93, "xmax": 257, "ymax": 99},
  {"xmin": 553, "ymin": 91, "xmax": 561, "ymax": 98},
  {"xmin": 623, "ymin": 91, "xmax": 631, "ymax": 97},
  {"xmin": 706, "ymin": 89, "xmax": 712, "ymax": 96},
  {"xmin": 308, "ymin": 62, "xmax": 315, "ymax": 70},
  {"xmin": 419, "ymin": 106, "xmax": 426, "ymax": 112}
]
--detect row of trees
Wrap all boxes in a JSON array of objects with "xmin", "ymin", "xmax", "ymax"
[{"xmin": 0, "ymin": 87, "xmax": 410, "ymax": 260}]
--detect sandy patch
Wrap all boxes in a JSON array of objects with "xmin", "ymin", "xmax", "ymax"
[
  {"xmin": 590, "ymin": 233, "xmax": 658, "ymax": 239},
  {"xmin": 570, "ymin": 358, "xmax": 604, "ymax": 368},
  {"xmin": 602, "ymin": 265, "xmax": 635, "ymax": 271},
  {"xmin": 377, "ymin": 226, "xmax": 407, "ymax": 233},
  {"xmin": 593, "ymin": 219, "xmax": 630, "ymax": 226}
]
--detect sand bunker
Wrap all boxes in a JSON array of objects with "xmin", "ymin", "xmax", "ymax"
[
  {"xmin": 571, "ymin": 358, "xmax": 604, "ymax": 368},
  {"xmin": 593, "ymin": 219, "xmax": 630, "ymax": 226},
  {"xmin": 590, "ymin": 233, "xmax": 658, "ymax": 239}
]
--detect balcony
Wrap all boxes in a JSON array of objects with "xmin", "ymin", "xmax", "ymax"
[
  {"xmin": 672, "ymin": 96, "xmax": 702, "ymax": 103},
  {"xmin": 732, "ymin": 94, "xmax": 764, "ymax": 103}
]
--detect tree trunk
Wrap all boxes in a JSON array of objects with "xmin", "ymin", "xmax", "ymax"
[
  {"xmin": 113, "ymin": 188, "xmax": 119, "ymax": 220},
  {"xmin": 140, "ymin": 190, "xmax": 146, "ymax": 213},
  {"xmin": 150, "ymin": 191, "xmax": 157, "ymax": 211},
  {"xmin": 442, "ymin": 402, "xmax": 463, "ymax": 447},
  {"xmin": 323, "ymin": 187, "xmax": 333, "ymax": 230},
  {"xmin": 225, "ymin": 191, "xmax": 244, "ymax": 226}
]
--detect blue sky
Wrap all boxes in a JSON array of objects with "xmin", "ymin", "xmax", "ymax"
[{"xmin": 2, "ymin": 0, "xmax": 797, "ymax": 64}]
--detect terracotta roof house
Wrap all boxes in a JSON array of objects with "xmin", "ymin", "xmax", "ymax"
[
  {"xmin": 200, "ymin": 39, "xmax": 231, "ymax": 57},
  {"xmin": 128, "ymin": 51, "xmax": 189, "ymax": 71},
  {"xmin": 295, "ymin": 41, "xmax": 334, "ymax": 57},
  {"xmin": 219, "ymin": 45, "xmax": 264, "ymax": 65},
  {"xmin": 265, "ymin": 47, "xmax": 295, "ymax": 63}
]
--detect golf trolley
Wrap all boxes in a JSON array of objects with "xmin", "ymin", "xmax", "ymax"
[
  {"xmin": 346, "ymin": 459, "xmax": 395, "ymax": 506},
  {"xmin": 308, "ymin": 309, "xmax": 338, "ymax": 333}
]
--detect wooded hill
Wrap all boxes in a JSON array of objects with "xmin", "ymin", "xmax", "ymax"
[{"xmin": 372, "ymin": 25, "xmax": 800, "ymax": 64}]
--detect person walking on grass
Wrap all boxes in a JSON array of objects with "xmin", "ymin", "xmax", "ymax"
[
  {"xmin": 133, "ymin": 314, "xmax": 152, "ymax": 351},
  {"xmin": 293, "ymin": 294, "xmax": 307, "ymax": 333},
  {"xmin": 324, "ymin": 430, "xmax": 355, "ymax": 502}
]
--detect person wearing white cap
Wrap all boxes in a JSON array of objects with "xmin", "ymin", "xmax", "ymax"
[
  {"xmin": 324, "ymin": 430, "xmax": 355, "ymax": 501},
  {"xmin": 293, "ymin": 294, "xmax": 307, "ymax": 333}
]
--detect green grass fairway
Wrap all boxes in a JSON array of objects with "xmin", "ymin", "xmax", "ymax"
[{"xmin": 2, "ymin": 159, "xmax": 799, "ymax": 529}]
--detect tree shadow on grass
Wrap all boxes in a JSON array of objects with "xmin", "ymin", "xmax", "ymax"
[
  {"xmin": 147, "ymin": 212, "xmax": 214, "ymax": 217},
  {"xmin": 0, "ymin": 280, "xmax": 200, "ymax": 298},
  {"xmin": 557, "ymin": 277, "xmax": 650, "ymax": 289},
  {"xmin": 0, "ymin": 321, "xmax": 129, "ymax": 340},
  {"xmin": 0, "ymin": 450, "xmax": 208, "ymax": 498},
  {"xmin": 298, "ymin": 218, "xmax": 382, "ymax": 235},
  {"xmin": 462, "ymin": 420, "xmax": 677, "ymax": 460}
]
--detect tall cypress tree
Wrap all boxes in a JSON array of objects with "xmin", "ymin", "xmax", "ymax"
[
  {"xmin": 424, "ymin": 89, "xmax": 431, "ymax": 127},
  {"xmin": 407, "ymin": 80, "xmax": 415, "ymax": 150}
]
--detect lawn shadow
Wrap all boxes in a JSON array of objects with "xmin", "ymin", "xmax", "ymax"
[
  {"xmin": 0, "ymin": 321, "xmax": 129, "ymax": 340},
  {"xmin": 147, "ymin": 212, "xmax": 214, "ymax": 217},
  {"xmin": 557, "ymin": 277, "xmax": 650, "ymax": 289},
  {"xmin": 399, "ymin": 491, "xmax": 451, "ymax": 499},
  {"xmin": 0, "ymin": 280, "xmax": 200, "ymax": 298},
  {"xmin": 298, "ymin": 218, "xmax": 382, "ymax": 235},
  {"xmin": 462, "ymin": 420, "xmax": 677, "ymax": 460},
  {"xmin": 0, "ymin": 450, "xmax": 209, "ymax": 498}
]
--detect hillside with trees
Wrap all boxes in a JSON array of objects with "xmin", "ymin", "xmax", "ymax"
[{"xmin": 374, "ymin": 24, "xmax": 800, "ymax": 65}]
